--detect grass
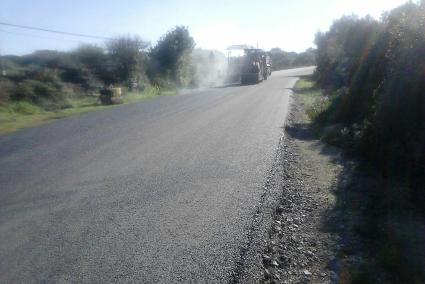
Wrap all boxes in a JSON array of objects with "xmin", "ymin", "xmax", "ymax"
[
  {"xmin": 294, "ymin": 78, "xmax": 324, "ymax": 120},
  {"xmin": 294, "ymin": 77, "xmax": 314, "ymax": 90},
  {"xmin": 295, "ymin": 78, "xmax": 354, "ymax": 148},
  {"xmin": 0, "ymin": 87, "xmax": 176, "ymax": 134}
]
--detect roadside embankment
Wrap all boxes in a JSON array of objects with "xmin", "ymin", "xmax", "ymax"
[
  {"xmin": 257, "ymin": 77, "xmax": 363, "ymax": 283},
  {"xmin": 264, "ymin": 76, "xmax": 425, "ymax": 284}
]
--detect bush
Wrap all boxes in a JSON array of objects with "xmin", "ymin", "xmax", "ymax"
[
  {"xmin": 106, "ymin": 35, "xmax": 150, "ymax": 88},
  {"xmin": 0, "ymin": 27, "xmax": 202, "ymax": 112},
  {"xmin": 11, "ymin": 79, "xmax": 70, "ymax": 110},
  {"xmin": 0, "ymin": 80, "xmax": 14, "ymax": 104},
  {"xmin": 313, "ymin": 5, "xmax": 425, "ymax": 281},
  {"xmin": 20, "ymin": 50, "xmax": 72, "ymax": 69},
  {"xmin": 306, "ymin": 96, "xmax": 331, "ymax": 122},
  {"xmin": 314, "ymin": 3, "xmax": 425, "ymax": 204},
  {"xmin": 9, "ymin": 101, "xmax": 42, "ymax": 115},
  {"xmin": 149, "ymin": 26, "xmax": 195, "ymax": 86},
  {"xmin": 268, "ymin": 48, "xmax": 316, "ymax": 70}
]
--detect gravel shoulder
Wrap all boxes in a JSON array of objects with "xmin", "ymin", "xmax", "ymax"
[
  {"xmin": 261, "ymin": 89, "xmax": 344, "ymax": 283},
  {"xmin": 237, "ymin": 75, "xmax": 425, "ymax": 284},
  {"xmin": 236, "ymin": 81, "xmax": 360, "ymax": 283}
]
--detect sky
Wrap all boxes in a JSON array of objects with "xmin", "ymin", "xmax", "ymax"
[{"xmin": 0, "ymin": 0, "xmax": 411, "ymax": 55}]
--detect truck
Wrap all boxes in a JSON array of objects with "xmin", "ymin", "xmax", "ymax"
[{"xmin": 240, "ymin": 49, "xmax": 272, "ymax": 84}]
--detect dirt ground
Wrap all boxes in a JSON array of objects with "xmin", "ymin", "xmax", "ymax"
[{"xmin": 257, "ymin": 89, "xmax": 363, "ymax": 283}]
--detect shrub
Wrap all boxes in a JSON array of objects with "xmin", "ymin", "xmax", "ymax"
[
  {"xmin": 306, "ymin": 96, "xmax": 331, "ymax": 122},
  {"xmin": 149, "ymin": 26, "xmax": 195, "ymax": 86},
  {"xmin": 106, "ymin": 35, "xmax": 150, "ymax": 88},
  {"xmin": 20, "ymin": 50, "xmax": 72, "ymax": 69},
  {"xmin": 0, "ymin": 80, "xmax": 14, "ymax": 104},
  {"xmin": 268, "ymin": 48, "xmax": 316, "ymax": 70},
  {"xmin": 11, "ymin": 79, "xmax": 70, "ymax": 110},
  {"xmin": 314, "ymin": 2, "xmax": 425, "ymax": 208},
  {"xmin": 9, "ymin": 101, "xmax": 42, "ymax": 115}
]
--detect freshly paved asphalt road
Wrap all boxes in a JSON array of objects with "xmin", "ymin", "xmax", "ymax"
[{"xmin": 0, "ymin": 67, "xmax": 314, "ymax": 283}]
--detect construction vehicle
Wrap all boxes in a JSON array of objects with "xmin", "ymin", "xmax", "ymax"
[
  {"xmin": 99, "ymin": 86, "xmax": 123, "ymax": 105},
  {"xmin": 240, "ymin": 49, "xmax": 272, "ymax": 84}
]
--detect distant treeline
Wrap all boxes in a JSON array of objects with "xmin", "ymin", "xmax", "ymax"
[{"xmin": 268, "ymin": 48, "xmax": 316, "ymax": 71}]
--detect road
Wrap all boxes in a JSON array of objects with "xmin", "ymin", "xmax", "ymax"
[{"xmin": 0, "ymin": 67, "xmax": 314, "ymax": 283}]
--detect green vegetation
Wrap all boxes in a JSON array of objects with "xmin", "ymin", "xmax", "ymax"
[
  {"xmin": 297, "ymin": 76, "xmax": 425, "ymax": 283},
  {"xmin": 0, "ymin": 23, "xmax": 315, "ymax": 134},
  {"xmin": 0, "ymin": 26, "xmax": 198, "ymax": 133},
  {"xmin": 149, "ymin": 26, "xmax": 196, "ymax": 86},
  {"xmin": 0, "ymin": 86, "xmax": 173, "ymax": 133},
  {"xmin": 297, "ymin": 2, "xmax": 425, "ymax": 282},
  {"xmin": 294, "ymin": 79, "xmax": 323, "ymax": 118},
  {"xmin": 314, "ymin": 5, "xmax": 425, "ymax": 186},
  {"xmin": 268, "ymin": 48, "xmax": 316, "ymax": 71}
]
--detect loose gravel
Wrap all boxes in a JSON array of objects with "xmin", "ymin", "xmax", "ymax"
[{"xmin": 258, "ymin": 94, "xmax": 346, "ymax": 283}]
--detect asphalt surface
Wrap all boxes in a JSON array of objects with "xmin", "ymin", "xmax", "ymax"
[{"xmin": 0, "ymin": 67, "xmax": 314, "ymax": 283}]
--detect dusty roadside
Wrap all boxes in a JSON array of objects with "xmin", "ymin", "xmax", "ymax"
[
  {"xmin": 255, "ymin": 80, "xmax": 364, "ymax": 283},
  {"xmin": 254, "ymin": 77, "xmax": 425, "ymax": 284}
]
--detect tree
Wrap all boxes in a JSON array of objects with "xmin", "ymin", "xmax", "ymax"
[
  {"xmin": 267, "ymin": 48, "xmax": 315, "ymax": 70},
  {"xmin": 106, "ymin": 35, "xmax": 149, "ymax": 87},
  {"xmin": 149, "ymin": 26, "xmax": 195, "ymax": 86},
  {"xmin": 73, "ymin": 45, "xmax": 105, "ymax": 74}
]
